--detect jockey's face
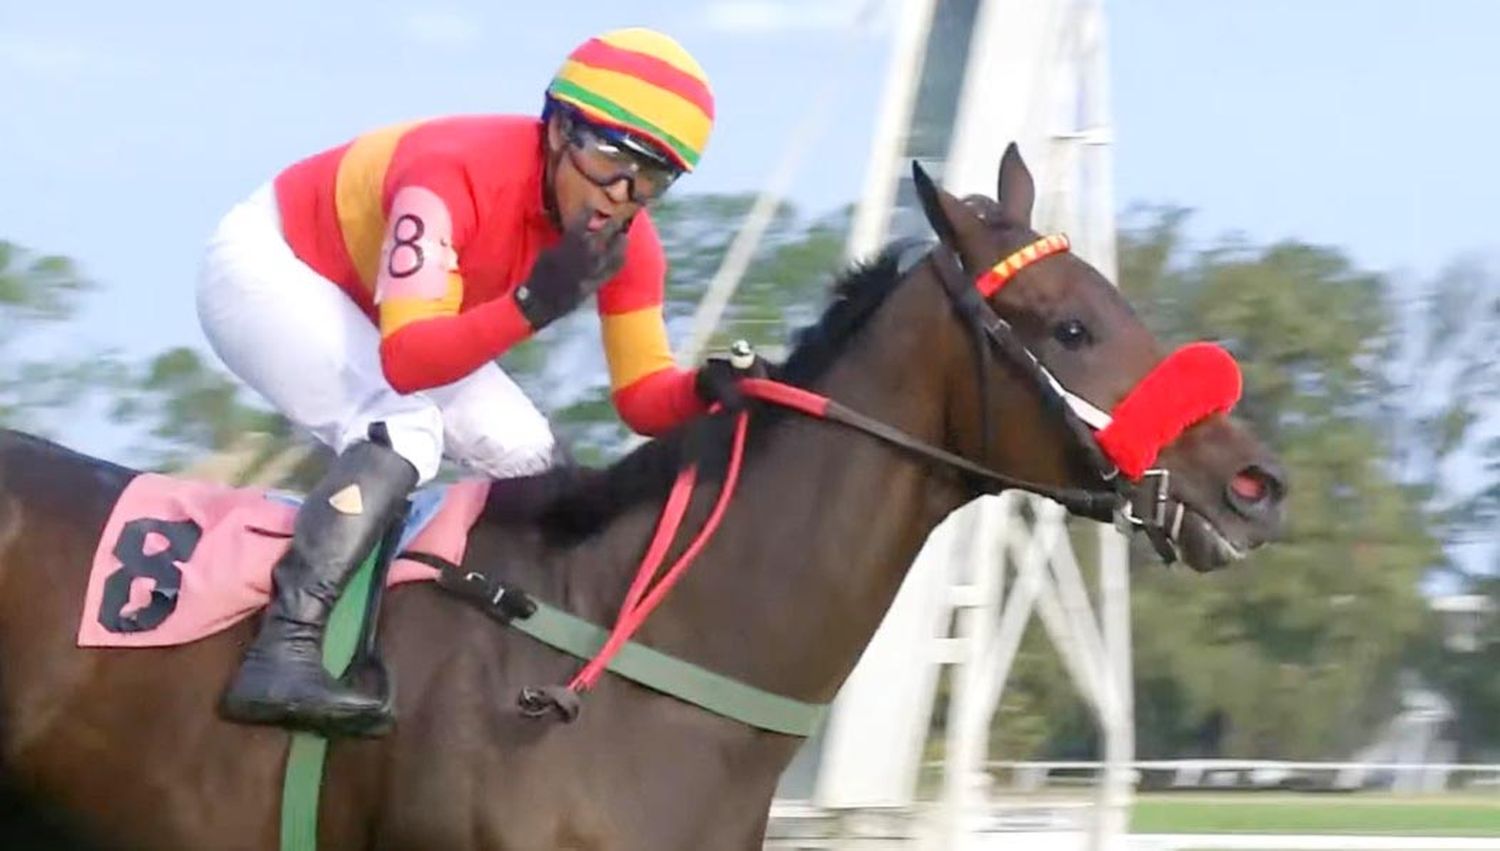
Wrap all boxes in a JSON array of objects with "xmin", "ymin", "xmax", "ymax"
[{"xmin": 546, "ymin": 113, "xmax": 646, "ymax": 234}]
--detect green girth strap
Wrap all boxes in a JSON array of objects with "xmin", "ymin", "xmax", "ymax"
[
  {"xmin": 280, "ymin": 548, "xmax": 381, "ymax": 851},
  {"xmin": 508, "ymin": 599, "xmax": 827, "ymax": 737}
]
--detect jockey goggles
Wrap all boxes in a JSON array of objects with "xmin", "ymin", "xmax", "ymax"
[{"xmin": 562, "ymin": 115, "xmax": 682, "ymax": 203}]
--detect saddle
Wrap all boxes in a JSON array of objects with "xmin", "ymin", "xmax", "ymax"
[{"xmin": 76, "ymin": 472, "xmax": 489, "ymax": 649}]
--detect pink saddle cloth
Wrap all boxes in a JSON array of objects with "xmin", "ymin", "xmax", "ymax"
[{"xmin": 76, "ymin": 473, "xmax": 490, "ymax": 648}]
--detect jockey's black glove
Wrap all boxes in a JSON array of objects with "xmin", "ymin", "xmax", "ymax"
[
  {"xmin": 694, "ymin": 350, "xmax": 767, "ymax": 412},
  {"xmin": 513, "ymin": 214, "xmax": 627, "ymax": 331}
]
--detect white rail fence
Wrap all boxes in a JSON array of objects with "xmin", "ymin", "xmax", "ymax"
[{"xmin": 988, "ymin": 760, "xmax": 1500, "ymax": 794}]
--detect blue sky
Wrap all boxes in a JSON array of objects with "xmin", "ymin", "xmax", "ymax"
[{"xmin": 1, "ymin": 0, "xmax": 1497, "ymax": 465}]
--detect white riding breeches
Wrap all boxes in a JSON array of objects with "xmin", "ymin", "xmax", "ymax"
[{"xmin": 196, "ymin": 183, "xmax": 556, "ymax": 485}]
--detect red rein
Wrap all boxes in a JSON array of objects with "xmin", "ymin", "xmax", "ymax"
[{"xmin": 567, "ymin": 411, "xmax": 751, "ymax": 692}]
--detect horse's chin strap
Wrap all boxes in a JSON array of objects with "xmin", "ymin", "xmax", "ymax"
[{"xmin": 1119, "ymin": 468, "xmax": 1183, "ymax": 563}]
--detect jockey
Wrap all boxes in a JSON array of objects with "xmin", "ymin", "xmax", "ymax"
[{"xmin": 198, "ymin": 28, "xmax": 732, "ymax": 736}]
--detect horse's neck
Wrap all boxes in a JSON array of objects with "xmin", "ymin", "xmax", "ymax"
[{"xmin": 643, "ymin": 279, "xmax": 972, "ymax": 703}]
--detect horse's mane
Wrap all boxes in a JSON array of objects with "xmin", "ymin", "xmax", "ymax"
[{"xmin": 483, "ymin": 240, "xmax": 919, "ymax": 543}]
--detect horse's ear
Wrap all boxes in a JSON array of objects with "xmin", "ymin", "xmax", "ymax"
[
  {"xmin": 996, "ymin": 143, "xmax": 1036, "ymax": 228},
  {"xmin": 912, "ymin": 159, "xmax": 964, "ymax": 249}
]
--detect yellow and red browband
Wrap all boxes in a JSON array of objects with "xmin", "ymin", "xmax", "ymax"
[{"xmin": 975, "ymin": 234, "xmax": 1071, "ymax": 297}]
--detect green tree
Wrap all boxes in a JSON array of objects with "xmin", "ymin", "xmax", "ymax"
[
  {"xmin": 1385, "ymin": 258, "xmax": 1500, "ymax": 758},
  {"xmin": 0, "ymin": 240, "xmax": 91, "ymax": 320},
  {"xmin": 108, "ymin": 347, "xmax": 298, "ymax": 476},
  {"xmin": 1386, "ymin": 257, "xmax": 1500, "ymax": 571},
  {"xmin": 0, "ymin": 240, "xmax": 121, "ymax": 433},
  {"xmin": 1127, "ymin": 211, "xmax": 1441, "ymax": 758},
  {"xmin": 654, "ymin": 194, "xmax": 851, "ymax": 352}
]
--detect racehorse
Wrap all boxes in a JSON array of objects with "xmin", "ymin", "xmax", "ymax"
[{"xmin": 0, "ymin": 146, "xmax": 1284, "ymax": 850}]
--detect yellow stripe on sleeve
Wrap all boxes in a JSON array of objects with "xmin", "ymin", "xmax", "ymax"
[
  {"xmin": 379, "ymin": 272, "xmax": 464, "ymax": 337},
  {"xmin": 334, "ymin": 121, "xmax": 420, "ymax": 289},
  {"xmin": 602, "ymin": 305, "xmax": 676, "ymax": 391}
]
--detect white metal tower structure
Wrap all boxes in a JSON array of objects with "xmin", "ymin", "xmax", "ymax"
[{"xmin": 792, "ymin": 1, "xmax": 1134, "ymax": 848}]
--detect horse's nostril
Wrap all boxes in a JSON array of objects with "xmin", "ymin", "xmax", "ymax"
[
  {"xmin": 1231, "ymin": 470, "xmax": 1267, "ymax": 503},
  {"xmin": 1229, "ymin": 464, "xmax": 1285, "ymax": 509}
]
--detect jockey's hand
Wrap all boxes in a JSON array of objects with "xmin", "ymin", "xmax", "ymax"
[
  {"xmin": 694, "ymin": 352, "xmax": 766, "ymax": 412},
  {"xmin": 514, "ymin": 214, "xmax": 628, "ymax": 331}
]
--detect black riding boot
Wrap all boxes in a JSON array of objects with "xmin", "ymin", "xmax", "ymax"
[{"xmin": 219, "ymin": 438, "xmax": 418, "ymax": 736}]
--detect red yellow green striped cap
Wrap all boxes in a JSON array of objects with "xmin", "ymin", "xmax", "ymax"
[{"xmin": 546, "ymin": 28, "xmax": 714, "ymax": 172}]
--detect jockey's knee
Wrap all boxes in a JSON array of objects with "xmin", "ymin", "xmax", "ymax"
[{"xmin": 444, "ymin": 409, "xmax": 556, "ymax": 480}]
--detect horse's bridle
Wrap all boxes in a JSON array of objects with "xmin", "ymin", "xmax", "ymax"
[
  {"xmin": 731, "ymin": 235, "xmax": 1190, "ymax": 562},
  {"xmin": 919, "ymin": 237, "xmax": 1187, "ymax": 562}
]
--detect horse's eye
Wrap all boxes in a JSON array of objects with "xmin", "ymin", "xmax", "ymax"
[{"xmin": 1053, "ymin": 319, "xmax": 1093, "ymax": 350}]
